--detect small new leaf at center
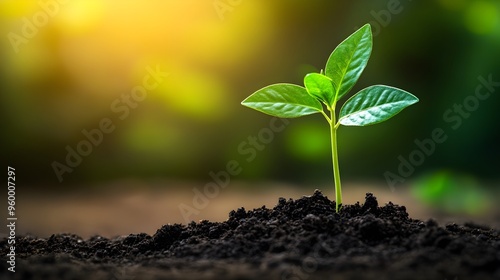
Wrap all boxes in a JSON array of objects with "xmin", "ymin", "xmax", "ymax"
[{"xmin": 304, "ymin": 73, "xmax": 336, "ymax": 106}]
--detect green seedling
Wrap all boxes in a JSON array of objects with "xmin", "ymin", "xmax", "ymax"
[{"xmin": 241, "ymin": 24, "xmax": 419, "ymax": 212}]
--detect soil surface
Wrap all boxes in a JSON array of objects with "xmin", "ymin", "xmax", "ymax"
[{"xmin": 2, "ymin": 191, "xmax": 499, "ymax": 280}]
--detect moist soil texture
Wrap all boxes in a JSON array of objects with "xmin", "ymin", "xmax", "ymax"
[{"xmin": 2, "ymin": 191, "xmax": 500, "ymax": 280}]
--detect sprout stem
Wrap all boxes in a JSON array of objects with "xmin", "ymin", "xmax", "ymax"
[{"xmin": 329, "ymin": 107, "xmax": 342, "ymax": 212}]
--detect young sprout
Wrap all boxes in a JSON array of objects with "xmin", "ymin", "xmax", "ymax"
[{"xmin": 241, "ymin": 24, "xmax": 419, "ymax": 212}]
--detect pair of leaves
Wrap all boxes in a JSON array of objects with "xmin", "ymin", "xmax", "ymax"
[{"xmin": 241, "ymin": 24, "xmax": 419, "ymax": 126}]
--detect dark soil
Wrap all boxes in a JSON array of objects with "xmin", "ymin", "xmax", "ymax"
[{"xmin": 2, "ymin": 191, "xmax": 500, "ymax": 280}]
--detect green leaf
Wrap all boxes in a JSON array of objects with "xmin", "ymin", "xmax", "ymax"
[
  {"xmin": 339, "ymin": 85, "xmax": 419, "ymax": 126},
  {"xmin": 325, "ymin": 24, "xmax": 372, "ymax": 102},
  {"xmin": 241, "ymin": 83, "xmax": 323, "ymax": 118},
  {"xmin": 304, "ymin": 73, "xmax": 336, "ymax": 106}
]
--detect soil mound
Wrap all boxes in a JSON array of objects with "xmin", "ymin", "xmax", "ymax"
[{"xmin": 2, "ymin": 191, "xmax": 499, "ymax": 279}]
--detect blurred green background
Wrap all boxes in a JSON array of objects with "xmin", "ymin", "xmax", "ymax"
[{"xmin": 1, "ymin": 0, "xmax": 499, "ymax": 212}]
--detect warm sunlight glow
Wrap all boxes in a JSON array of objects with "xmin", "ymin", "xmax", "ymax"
[{"xmin": 55, "ymin": 0, "xmax": 104, "ymax": 34}]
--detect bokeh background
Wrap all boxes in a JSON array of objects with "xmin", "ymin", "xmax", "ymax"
[{"xmin": 1, "ymin": 0, "xmax": 499, "ymax": 237}]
